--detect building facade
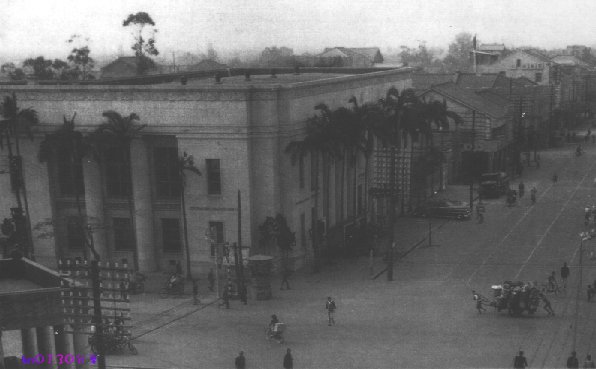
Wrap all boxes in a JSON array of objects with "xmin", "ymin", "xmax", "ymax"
[{"xmin": 0, "ymin": 69, "xmax": 411, "ymax": 274}]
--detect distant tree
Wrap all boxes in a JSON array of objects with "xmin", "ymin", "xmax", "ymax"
[
  {"xmin": 442, "ymin": 32, "xmax": 474, "ymax": 72},
  {"xmin": 122, "ymin": 11, "xmax": 159, "ymax": 75},
  {"xmin": 399, "ymin": 43, "xmax": 435, "ymax": 69},
  {"xmin": 206, "ymin": 43, "xmax": 218, "ymax": 61},
  {"xmin": 67, "ymin": 34, "xmax": 95, "ymax": 80},
  {"xmin": 1, "ymin": 63, "xmax": 25, "ymax": 80},
  {"xmin": 23, "ymin": 56, "xmax": 54, "ymax": 79}
]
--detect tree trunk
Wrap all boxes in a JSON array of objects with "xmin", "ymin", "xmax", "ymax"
[
  {"xmin": 125, "ymin": 145, "xmax": 140, "ymax": 271},
  {"xmin": 14, "ymin": 136, "xmax": 35, "ymax": 260},
  {"xmin": 181, "ymin": 188, "xmax": 192, "ymax": 280}
]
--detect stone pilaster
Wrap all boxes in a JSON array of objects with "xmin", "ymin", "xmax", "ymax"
[
  {"xmin": 0, "ymin": 330, "xmax": 5, "ymax": 369},
  {"xmin": 130, "ymin": 138, "xmax": 155, "ymax": 272},
  {"xmin": 21, "ymin": 328, "xmax": 38, "ymax": 359},
  {"xmin": 82, "ymin": 158, "xmax": 108, "ymax": 260},
  {"xmin": 72, "ymin": 325, "xmax": 89, "ymax": 369},
  {"xmin": 54, "ymin": 325, "xmax": 75, "ymax": 369},
  {"xmin": 36, "ymin": 326, "xmax": 57, "ymax": 369}
]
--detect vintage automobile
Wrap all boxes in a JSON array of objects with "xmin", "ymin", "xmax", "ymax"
[
  {"xmin": 412, "ymin": 198, "xmax": 471, "ymax": 220},
  {"xmin": 479, "ymin": 172, "xmax": 510, "ymax": 198},
  {"xmin": 490, "ymin": 281, "xmax": 541, "ymax": 316}
]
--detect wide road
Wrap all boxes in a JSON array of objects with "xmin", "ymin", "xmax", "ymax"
[{"xmin": 60, "ymin": 144, "xmax": 596, "ymax": 369}]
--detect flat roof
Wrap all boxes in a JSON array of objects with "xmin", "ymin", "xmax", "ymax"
[{"xmin": 165, "ymin": 72, "xmax": 352, "ymax": 87}]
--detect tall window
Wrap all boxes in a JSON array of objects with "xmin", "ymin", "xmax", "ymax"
[
  {"xmin": 310, "ymin": 153, "xmax": 318, "ymax": 191},
  {"xmin": 66, "ymin": 216, "xmax": 84, "ymax": 250},
  {"xmin": 154, "ymin": 147, "xmax": 181, "ymax": 198},
  {"xmin": 535, "ymin": 73, "xmax": 543, "ymax": 83},
  {"xmin": 56, "ymin": 146, "xmax": 84, "ymax": 197},
  {"xmin": 516, "ymin": 59, "xmax": 521, "ymax": 68},
  {"xmin": 161, "ymin": 218, "xmax": 182, "ymax": 252},
  {"xmin": 105, "ymin": 147, "xmax": 131, "ymax": 198},
  {"xmin": 208, "ymin": 221, "xmax": 224, "ymax": 256},
  {"xmin": 112, "ymin": 217, "xmax": 133, "ymax": 250},
  {"xmin": 298, "ymin": 155, "xmax": 305, "ymax": 189},
  {"xmin": 300, "ymin": 213, "xmax": 306, "ymax": 249},
  {"xmin": 206, "ymin": 159, "xmax": 221, "ymax": 195}
]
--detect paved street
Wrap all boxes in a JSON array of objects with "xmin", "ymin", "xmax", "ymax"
[{"xmin": 6, "ymin": 142, "xmax": 596, "ymax": 369}]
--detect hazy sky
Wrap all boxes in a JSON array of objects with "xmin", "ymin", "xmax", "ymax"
[{"xmin": 1, "ymin": 0, "xmax": 596, "ymax": 61}]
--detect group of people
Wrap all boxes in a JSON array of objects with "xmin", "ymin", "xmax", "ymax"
[
  {"xmin": 513, "ymin": 350, "xmax": 596, "ymax": 368},
  {"xmin": 512, "ymin": 181, "xmax": 538, "ymax": 206},
  {"xmin": 234, "ymin": 348, "xmax": 294, "ymax": 369}
]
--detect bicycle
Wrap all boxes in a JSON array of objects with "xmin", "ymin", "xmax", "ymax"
[{"xmin": 159, "ymin": 274, "xmax": 185, "ymax": 298}]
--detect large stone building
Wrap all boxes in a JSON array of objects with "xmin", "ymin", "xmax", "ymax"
[{"xmin": 0, "ymin": 69, "xmax": 411, "ymax": 275}]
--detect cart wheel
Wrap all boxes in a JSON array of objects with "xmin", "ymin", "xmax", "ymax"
[{"xmin": 128, "ymin": 342, "xmax": 138, "ymax": 355}]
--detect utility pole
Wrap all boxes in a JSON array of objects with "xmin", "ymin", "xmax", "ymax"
[
  {"xmin": 236, "ymin": 190, "xmax": 245, "ymax": 302},
  {"xmin": 387, "ymin": 141, "xmax": 397, "ymax": 281},
  {"xmin": 470, "ymin": 110, "xmax": 476, "ymax": 211}
]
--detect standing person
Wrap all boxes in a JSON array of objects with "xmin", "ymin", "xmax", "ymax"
[
  {"xmin": 219, "ymin": 287, "xmax": 230, "ymax": 309},
  {"xmin": 239, "ymin": 283, "xmax": 247, "ymax": 305},
  {"xmin": 283, "ymin": 348, "xmax": 293, "ymax": 369},
  {"xmin": 530, "ymin": 187, "xmax": 537, "ymax": 204},
  {"xmin": 584, "ymin": 354, "xmax": 595, "ymax": 368},
  {"xmin": 207, "ymin": 268, "xmax": 215, "ymax": 292},
  {"xmin": 280, "ymin": 267, "xmax": 292, "ymax": 290},
  {"xmin": 553, "ymin": 173, "xmax": 558, "ymax": 183},
  {"xmin": 472, "ymin": 290, "xmax": 487, "ymax": 313},
  {"xmin": 369, "ymin": 248, "xmax": 374, "ymax": 277},
  {"xmin": 587, "ymin": 284, "xmax": 595, "ymax": 302},
  {"xmin": 568, "ymin": 351, "xmax": 579, "ymax": 369},
  {"xmin": 235, "ymin": 351, "xmax": 246, "ymax": 369},
  {"xmin": 561, "ymin": 262, "xmax": 570, "ymax": 290},
  {"xmin": 326, "ymin": 296, "xmax": 336, "ymax": 326},
  {"xmin": 518, "ymin": 181, "xmax": 525, "ymax": 198},
  {"xmin": 192, "ymin": 279, "xmax": 200, "ymax": 305},
  {"xmin": 476, "ymin": 204, "xmax": 484, "ymax": 224},
  {"xmin": 548, "ymin": 271, "xmax": 559, "ymax": 294},
  {"xmin": 514, "ymin": 351, "xmax": 528, "ymax": 369}
]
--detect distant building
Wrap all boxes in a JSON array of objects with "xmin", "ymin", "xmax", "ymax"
[
  {"xmin": 478, "ymin": 49, "xmax": 553, "ymax": 85},
  {"xmin": 475, "ymin": 43, "xmax": 506, "ymax": 65},
  {"xmin": 100, "ymin": 56, "xmax": 158, "ymax": 79},
  {"xmin": 317, "ymin": 47, "xmax": 383, "ymax": 67}
]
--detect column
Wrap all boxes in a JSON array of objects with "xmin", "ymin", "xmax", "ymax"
[
  {"xmin": 82, "ymin": 159, "xmax": 108, "ymax": 260},
  {"xmin": 0, "ymin": 330, "xmax": 5, "ymax": 369},
  {"xmin": 54, "ymin": 325, "xmax": 75, "ymax": 369},
  {"xmin": 21, "ymin": 328, "xmax": 38, "ymax": 360},
  {"xmin": 72, "ymin": 325, "xmax": 90, "ymax": 369},
  {"xmin": 130, "ymin": 138, "xmax": 155, "ymax": 272},
  {"xmin": 36, "ymin": 326, "xmax": 57, "ymax": 369}
]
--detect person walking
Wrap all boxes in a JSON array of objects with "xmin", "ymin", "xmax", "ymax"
[
  {"xmin": 472, "ymin": 290, "xmax": 487, "ymax": 313},
  {"xmin": 530, "ymin": 187, "xmax": 537, "ymax": 204},
  {"xmin": 518, "ymin": 181, "xmax": 525, "ymax": 198},
  {"xmin": 219, "ymin": 287, "xmax": 230, "ymax": 309},
  {"xmin": 584, "ymin": 354, "xmax": 595, "ymax": 368},
  {"xmin": 476, "ymin": 204, "xmax": 484, "ymax": 224},
  {"xmin": 283, "ymin": 348, "xmax": 293, "ymax": 369},
  {"xmin": 514, "ymin": 350, "xmax": 528, "ymax": 369},
  {"xmin": 207, "ymin": 268, "xmax": 215, "ymax": 292},
  {"xmin": 548, "ymin": 271, "xmax": 559, "ymax": 294},
  {"xmin": 561, "ymin": 262, "xmax": 570, "ymax": 290},
  {"xmin": 235, "ymin": 351, "xmax": 246, "ymax": 369},
  {"xmin": 326, "ymin": 296, "xmax": 336, "ymax": 326},
  {"xmin": 568, "ymin": 351, "xmax": 580, "ymax": 369},
  {"xmin": 540, "ymin": 293, "xmax": 555, "ymax": 316}
]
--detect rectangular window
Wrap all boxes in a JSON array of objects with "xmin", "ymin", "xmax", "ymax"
[
  {"xmin": 154, "ymin": 147, "xmax": 181, "ymax": 198},
  {"xmin": 105, "ymin": 147, "xmax": 131, "ymax": 198},
  {"xmin": 208, "ymin": 221, "xmax": 224, "ymax": 256},
  {"xmin": 300, "ymin": 213, "xmax": 306, "ymax": 249},
  {"xmin": 299, "ymin": 155, "xmax": 305, "ymax": 189},
  {"xmin": 66, "ymin": 216, "xmax": 84, "ymax": 250},
  {"xmin": 206, "ymin": 159, "xmax": 221, "ymax": 195},
  {"xmin": 161, "ymin": 218, "xmax": 182, "ymax": 252},
  {"xmin": 516, "ymin": 59, "xmax": 521, "ymax": 68},
  {"xmin": 113, "ymin": 217, "xmax": 133, "ymax": 250},
  {"xmin": 535, "ymin": 73, "xmax": 543, "ymax": 83},
  {"xmin": 56, "ymin": 146, "xmax": 84, "ymax": 197}
]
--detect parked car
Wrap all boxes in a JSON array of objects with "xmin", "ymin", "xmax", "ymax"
[
  {"xmin": 479, "ymin": 172, "xmax": 510, "ymax": 198},
  {"xmin": 413, "ymin": 198, "xmax": 471, "ymax": 220}
]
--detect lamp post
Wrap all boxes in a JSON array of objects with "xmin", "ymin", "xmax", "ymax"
[{"xmin": 205, "ymin": 227, "xmax": 220, "ymax": 298}]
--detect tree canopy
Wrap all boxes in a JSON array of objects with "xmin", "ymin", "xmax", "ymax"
[
  {"xmin": 123, "ymin": 11, "xmax": 159, "ymax": 75},
  {"xmin": 442, "ymin": 32, "xmax": 474, "ymax": 72}
]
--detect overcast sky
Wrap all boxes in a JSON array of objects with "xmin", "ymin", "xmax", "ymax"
[{"xmin": 1, "ymin": 0, "xmax": 595, "ymax": 61}]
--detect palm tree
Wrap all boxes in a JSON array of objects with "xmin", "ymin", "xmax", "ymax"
[
  {"xmin": 177, "ymin": 152, "xmax": 201, "ymax": 280},
  {"xmin": 89, "ymin": 111, "xmax": 146, "ymax": 270},
  {"xmin": 0, "ymin": 92, "xmax": 39, "ymax": 259},
  {"xmin": 39, "ymin": 113, "xmax": 92, "ymax": 258}
]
